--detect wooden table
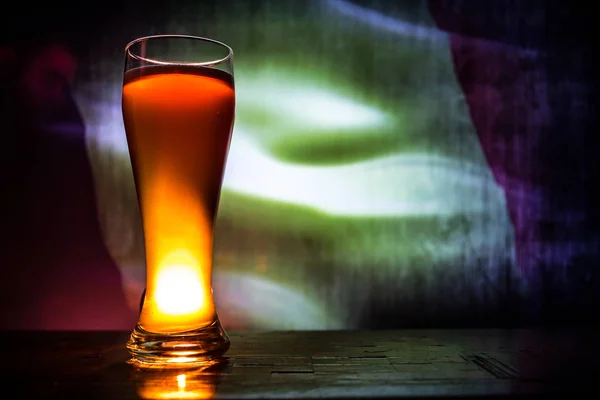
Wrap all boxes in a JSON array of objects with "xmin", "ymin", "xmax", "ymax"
[{"xmin": 1, "ymin": 329, "xmax": 597, "ymax": 399}]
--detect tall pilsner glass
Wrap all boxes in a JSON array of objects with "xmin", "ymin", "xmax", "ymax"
[{"xmin": 121, "ymin": 35, "xmax": 234, "ymax": 367}]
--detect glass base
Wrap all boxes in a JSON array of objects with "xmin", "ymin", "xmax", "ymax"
[{"xmin": 126, "ymin": 319, "xmax": 230, "ymax": 369}]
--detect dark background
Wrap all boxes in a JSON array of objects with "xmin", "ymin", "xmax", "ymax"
[{"xmin": 1, "ymin": 0, "xmax": 597, "ymax": 331}]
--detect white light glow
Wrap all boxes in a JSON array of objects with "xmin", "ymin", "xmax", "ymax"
[
  {"xmin": 155, "ymin": 265, "xmax": 205, "ymax": 316},
  {"xmin": 237, "ymin": 82, "xmax": 387, "ymax": 129},
  {"xmin": 223, "ymin": 129, "xmax": 503, "ymax": 217},
  {"xmin": 177, "ymin": 374, "xmax": 186, "ymax": 390}
]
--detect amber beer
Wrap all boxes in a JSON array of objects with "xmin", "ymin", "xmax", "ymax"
[{"xmin": 122, "ymin": 65, "xmax": 235, "ymax": 333}]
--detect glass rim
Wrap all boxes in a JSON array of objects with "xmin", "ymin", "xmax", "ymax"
[{"xmin": 125, "ymin": 34, "xmax": 233, "ymax": 67}]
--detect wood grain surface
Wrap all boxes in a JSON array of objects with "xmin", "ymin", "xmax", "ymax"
[{"xmin": 0, "ymin": 329, "xmax": 597, "ymax": 399}]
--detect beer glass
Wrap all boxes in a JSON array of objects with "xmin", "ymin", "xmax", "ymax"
[{"xmin": 121, "ymin": 35, "xmax": 234, "ymax": 367}]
